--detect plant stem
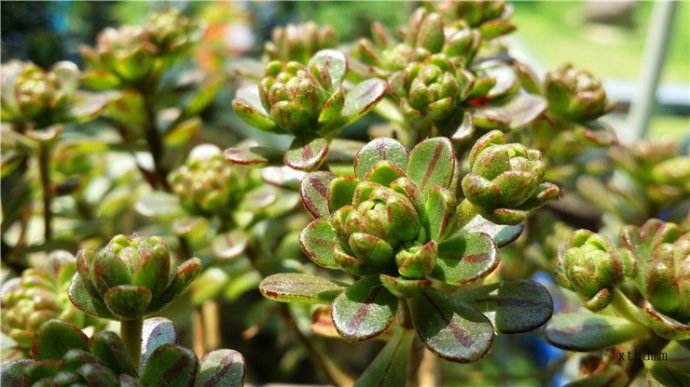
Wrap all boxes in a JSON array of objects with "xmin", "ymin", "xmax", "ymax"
[
  {"xmin": 610, "ymin": 288, "xmax": 649, "ymax": 327},
  {"xmin": 192, "ymin": 305, "xmax": 206, "ymax": 358},
  {"xmin": 278, "ymin": 303, "xmax": 354, "ymax": 387},
  {"xmin": 38, "ymin": 143, "xmax": 53, "ymax": 242},
  {"xmin": 202, "ymin": 300, "xmax": 221, "ymax": 351},
  {"xmin": 142, "ymin": 98, "xmax": 171, "ymax": 192},
  {"xmin": 121, "ymin": 318, "xmax": 143, "ymax": 371},
  {"xmin": 405, "ymin": 334, "xmax": 426, "ymax": 387}
]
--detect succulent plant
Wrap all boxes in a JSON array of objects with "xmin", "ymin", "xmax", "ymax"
[
  {"xmin": 264, "ymin": 22, "xmax": 338, "ymax": 64},
  {"xmin": 461, "ymin": 130, "xmax": 560, "ymax": 225},
  {"xmin": 81, "ymin": 9, "xmax": 201, "ymax": 89},
  {"xmin": 436, "ymin": 0, "xmax": 516, "ymax": 39},
  {"xmin": 169, "ymin": 144, "xmax": 256, "ymax": 218},
  {"xmin": 1, "ymin": 61, "xmax": 80, "ymax": 131},
  {"xmin": 620, "ymin": 219, "xmax": 690, "ymax": 323},
  {"xmin": 231, "ymin": 49, "xmax": 386, "ymax": 170},
  {"xmin": 1, "ymin": 251, "xmax": 96, "ymax": 359},
  {"xmin": 544, "ymin": 63, "xmax": 614, "ymax": 123},
  {"xmin": 260, "ymin": 137, "xmax": 552, "ymax": 364},
  {"xmin": 69, "ymin": 235, "xmax": 201, "ymax": 321},
  {"xmin": 0, "ymin": 319, "xmax": 246, "ymax": 387},
  {"xmin": 389, "ymin": 54, "xmax": 473, "ymax": 134},
  {"xmin": 555, "ymin": 230, "xmax": 625, "ymax": 311}
]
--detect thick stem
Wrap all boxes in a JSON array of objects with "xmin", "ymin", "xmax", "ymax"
[
  {"xmin": 38, "ymin": 143, "xmax": 53, "ymax": 242},
  {"xmin": 142, "ymin": 98, "xmax": 171, "ymax": 192},
  {"xmin": 610, "ymin": 288, "xmax": 649, "ymax": 327},
  {"xmin": 278, "ymin": 303, "xmax": 354, "ymax": 387},
  {"xmin": 405, "ymin": 335, "xmax": 426, "ymax": 387},
  {"xmin": 121, "ymin": 318, "xmax": 143, "ymax": 371}
]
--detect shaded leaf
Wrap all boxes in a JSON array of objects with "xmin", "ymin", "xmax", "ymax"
[
  {"xmin": 300, "ymin": 171, "xmax": 336, "ymax": 218},
  {"xmin": 407, "ymin": 137, "xmax": 455, "ymax": 197},
  {"xmin": 463, "ymin": 215, "xmax": 523, "ymax": 247},
  {"xmin": 261, "ymin": 166, "xmax": 306, "ymax": 190},
  {"xmin": 103, "ymin": 285, "xmax": 152, "ymax": 319},
  {"xmin": 409, "ymin": 290, "xmax": 494, "ymax": 362},
  {"xmin": 299, "ymin": 218, "xmax": 340, "ymax": 269},
  {"xmin": 232, "ymin": 86, "xmax": 278, "ymax": 132},
  {"xmin": 332, "ymin": 276, "xmax": 397, "ymax": 341},
  {"xmin": 141, "ymin": 318, "xmax": 177, "ymax": 373},
  {"xmin": 68, "ymin": 274, "xmax": 116, "ymax": 319},
  {"xmin": 135, "ymin": 191, "xmax": 183, "ymax": 219},
  {"xmin": 140, "ymin": 344, "xmax": 197, "ymax": 387},
  {"xmin": 354, "ymin": 138, "xmax": 408, "ymax": 180},
  {"xmin": 165, "ymin": 118, "xmax": 202, "ymax": 147},
  {"xmin": 90, "ymin": 331, "xmax": 136, "ymax": 376},
  {"xmin": 473, "ymin": 280, "xmax": 553, "ymax": 334},
  {"xmin": 284, "ymin": 137, "xmax": 329, "ymax": 171},
  {"xmin": 33, "ymin": 320, "xmax": 89, "ymax": 360},
  {"xmin": 640, "ymin": 307, "xmax": 690, "ymax": 341},
  {"xmin": 545, "ymin": 311, "xmax": 647, "ymax": 351},
  {"xmin": 223, "ymin": 145, "xmax": 283, "ymax": 166},
  {"xmin": 195, "ymin": 349, "xmax": 246, "ymax": 387},
  {"xmin": 354, "ymin": 330, "xmax": 415, "ymax": 387},
  {"xmin": 342, "ymin": 78, "xmax": 387, "ymax": 121},
  {"xmin": 259, "ymin": 273, "xmax": 346, "ymax": 304},
  {"xmin": 212, "ymin": 230, "xmax": 249, "ymax": 260},
  {"xmin": 434, "ymin": 232, "xmax": 498, "ymax": 285},
  {"xmin": 563, "ymin": 364, "xmax": 628, "ymax": 387},
  {"xmin": 1, "ymin": 360, "xmax": 33, "ymax": 387}
]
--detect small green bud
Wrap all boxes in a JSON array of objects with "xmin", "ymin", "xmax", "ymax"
[
  {"xmin": 462, "ymin": 130, "xmax": 559, "ymax": 224},
  {"xmin": 74, "ymin": 235, "xmax": 201, "ymax": 320},
  {"xmin": 556, "ymin": 230, "xmax": 624, "ymax": 311},
  {"xmin": 264, "ymin": 22, "xmax": 338, "ymax": 64},
  {"xmin": 545, "ymin": 63, "xmax": 614, "ymax": 123}
]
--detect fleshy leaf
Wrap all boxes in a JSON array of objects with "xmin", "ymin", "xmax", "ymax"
[
  {"xmin": 563, "ymin": 364, "xmax": 629, "ymax": 387},
  {"xmin": 212, "ymin": 230, "xmax": 249, "ymax": 260},
  {"xmin": 474, "ymin": 94, "xmax": 546, "ymax": 130},
  {"xmin": 409, "ymin": 290, "xmax": 494, "ymax": 362},
  {"xmin": 300, "ymin": 171, "xmax": 336, "ymax": 218},
  {"xmin": 545, "ymin": 311, "xmax": 647, "ymax": 351},
  {"xmin": 261, "ymin": 166, "xmax": 306, "ymax": 190},
  {"xmin": 151, "ymin": 258, "xmax": 202, "ymax": 311},
  {"xmin": 259, "ymin": 273, "xmax": 346, "ymax": 304},
  {"xmin": 341, "ymin": 78, "xmax": 387, "ymax": 121},
  {"xmin": 195, "ymin": 349, "xmax": 246, "ymax": 387},
  {"xmin": 434, "ymin": 232, "xmax": 498, "ymax": 285},
  {"xmin": 328, "ymin": 176, "xmax": 359, "ymax": 213},
  {"xmin": 463, "ymin": 215, "xmax": 523, "ymax": 247},
  {"xmin": 299, "ymin": 218, "xmax": 340, "ymax": 269},
  {"xmin": 68, "ymin": 274, "xmax": 116, "ymax": 319},
  {"xmin": 640, "ymin": 307, "xmax": 690, "ymax": 341},
  {"xmin": 474, "ymin": 280, "xmax": 553, "ymax": 334},
  {"xmin": 135, "ymin": 191, "xmax": 183, "ymax": 219},
  {"xmin": 103, "ymin": 285, "xmax": 152, "ymax": 319},
  {"xmin": 140, "ymin": 344, "xmax": 197, "ymax": 387},
  {"xmin": 426, "ymin": 186, "xmax": 455, "ymax": 240},
  {"xmin": 33, "ymin": 320, "xmax": 89, "ymax": 360},
  {"xmin": 309, "ymin": 49, "xmax": 347, "ymax": 91},
  {"xmin": 407, "ymin": 137, "xmax": 455, "ymax": 197},
  {"xmin": 332, "ymin": 276, "xmax": 397, "ymax": 340},
  {"xmin": 141, "ymin": 318, "xmax": 177, "ymax": 373},
  {"xmin": 223, "ymin": 145, "xmax": 283, "ymax": 166},
  {"xmin": 284, "ymin": 137, "xmax": 329, "ymax": 171},
  {"xmin": 1, "ymin": 360, "xmax": 32, "ymax": 387},
  {"xmin": 232, "ymin": 85, "xmax": 278, "ymax": 132},
  {"xmin": 354, "ymin": 330, "xmax": 415, "ymax": 387},
  {"xmin": 90, "ymin": 331, "xmax": 136, "ymax": 376},
  {"xmin": 354, "ymin": 138, "xmax": 408, "ymax": 180}
]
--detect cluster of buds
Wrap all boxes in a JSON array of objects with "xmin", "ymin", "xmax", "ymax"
[
  {"xmin": 81, "ymin": 9, "xmax": 201, "ymax": 88},
  {"xmin": 620, "ymin": 219, "xmax": 690, "ymax": 323},
  {"xmin": 462, "ymin": 131, "xmax": 560, "ymax": 225},
  {"xmin": 609, "ymin": 139, "xmax": 690, "ymax": 204},
  {"xmin": 233, "ymin": 49, "xmax": 385, "ymax": 144},
  {"xmin": 1, "ymin": 252, "xmax": 90, "ymax": 358},
  {"xmin": 436, "ymin": 0, "xmax": 516, "ymax": 39},
  {"xmin": 389, "ymin": 54, "xmax": 473, "ymax": 133},
  {"xmin": 70, "ymin": 235, "xmax": 201, "ymax": 321},
  {"xmin": 300, "ymin": 137, "xmax": 480, "ymax": 287},
  {"xmin": 544, "ymin": 63, "xmax": 614, "ymax": 123},
  {"xmin": 264, "ymin": 22, "xmax": 338, "ymax": 64},
  {"xmin": 169, "ymin": 144, "xmax": 255, "ymax": 217},
  {"xmin": 1, "ymin": 61, "xmax": 79, "ymax": 131},
  {"xmin": 351, "ymin": 7, "xmax": 482, "ymax": 77},
  {"xmin": 555, "ymin": 230, "xmax": 625, "ymax": 311}
]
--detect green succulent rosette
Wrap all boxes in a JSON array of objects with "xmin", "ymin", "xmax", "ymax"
[
  {"xmin": 169, "ymin": 144, "xmax": 256, "ymax": 218},
  {"xmin": 555, "ymin": 230, "xmax": 625, "ymax": 311},
  {"xmin": 264, "ymin": 21, "xmax": 338, "ymax": 64},
  {"xmin": 260, "ymin": 137, "xmax": 552, "ymax": 364},
  {"xmin": 69, "ymin": 235, "xmax": 201, "ymax": 321},
  {"xmin": 609, "ymin": 139, "xmax": 690, "ymax": 205},
  {"xmin": 1, "ymin": 251, "xmax": 97, "ymax": 359},
  {"xmin": 621, "ymin": 219, "xmax": 690, "ymax": 324},
  {"xmin": 1, "ymin": 60, "xmax": 80, "ymax": 131},
  {"xmin": 81, "ymin": 9, "xmax": 201, "ymax": 89},
  {"xmin": 389, "ymin": 54, "xmax": 473, "ymax": 134},
  {"xmin": 436, "ymin": 0, "xmax": 516, "ymax": 39},
  {"xmin": 544, "ymin": 63, "xmax": 614, "ymax": 123},
  {"xmin": 461, "ymin": 130, "xmax": 560, "ymax": 225},
  {"xmin": 231, "ymin": 49, "xmax": 386, "ymax": 170}
]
